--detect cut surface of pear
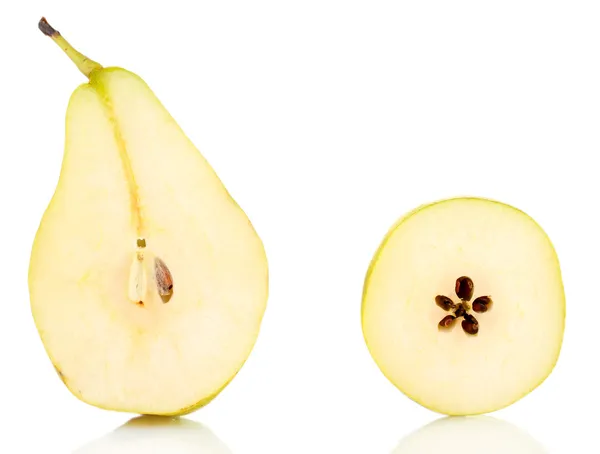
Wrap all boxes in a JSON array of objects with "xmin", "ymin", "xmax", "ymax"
[
  {"xmin": 28, "ymin": 19, "xmax": 268, "ymax": 415},
  {"xmin": 361, "ymin": 197, "xmax": 565, "ymax": 416}
]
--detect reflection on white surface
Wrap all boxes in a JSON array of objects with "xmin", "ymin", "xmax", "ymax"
[
  {"xmin": 73, "ymin": 415, "xmax": 232, "ymax": 453},
  {"xmin": 392, "ymin": 415, "xmax": 547, "ymax": 454}
]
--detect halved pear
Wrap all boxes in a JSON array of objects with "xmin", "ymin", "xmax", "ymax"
[
  {"xmin": 28, "ymin": 18, "xmax": 268, "ymax": 415},
  {"xmin": 361, "ymin": 197, "xmax": 565, "ymax": 415}
]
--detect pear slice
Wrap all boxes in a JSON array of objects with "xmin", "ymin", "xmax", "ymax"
[
  {"xmin": 28, "ymin": 18, "xmax": 268, "ymax": 415},
  {"xmin": 361, "ymin": 197, "xmax": 565, "ymax": 415}
]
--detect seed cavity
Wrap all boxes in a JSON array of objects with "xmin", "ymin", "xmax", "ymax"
[
  {"xmin": 154, "ymin": 257, "xmax": 174, "ymax": 303},
  {"xmin": 435, "ymin": 276, "xmax": 491, "ymax": 335}
]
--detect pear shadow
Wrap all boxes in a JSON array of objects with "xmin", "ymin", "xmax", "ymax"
[
  {"xmin": 392, "ymin": 415, "xmax": 548, "ymax": 454},
  {"xmin": 73, "ymin": 415, "xmax": 233, "ymax": 453}
]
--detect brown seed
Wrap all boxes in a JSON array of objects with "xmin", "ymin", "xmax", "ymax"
[
  {"xmin": 464, "ymin": 313, "xmax": 476, "ymax": 323},
  {"xmin": 438, "ymin": 315, "xmax": 456, "ymax": 329},
  {"xmin": 472, "ymin": 301, "xmax": 488, "ymax": 313},
  {"xmin": 154, "ymin": 257, "xmax": 174, "ymax": 302},
  {"xmin": 454, "ymin": 305, "xmax": 466, "ymax": 318},
  {"xmin": 462, "ymin": 314, "xmax": 479, "ymax": 335},
  {"xmin": 435, "ymin": 295, "xmax": 456, "ymax": 311},
  {"xmin": 455, "ymin": 276, "xmax": 474, "ymax": 301},
  {"xmin": 473, "ymin": 296, "xmax": 492, "ymax": 310}
]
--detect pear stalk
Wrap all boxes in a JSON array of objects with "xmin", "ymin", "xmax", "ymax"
[{"xmin": 38, "ymin": 17, "xmax": 102, "ymax": 78}]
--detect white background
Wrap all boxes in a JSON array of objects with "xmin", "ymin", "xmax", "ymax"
[{"xmin": 1, "ymin": 1, "xmax": 599, "ymax": 453}]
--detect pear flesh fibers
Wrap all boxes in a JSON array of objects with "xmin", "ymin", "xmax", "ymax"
[
  {"xmin": 28, "ymin": 19, "xmax": 268, "ymax": 415},
  {"xmin": 361, "ymin": 197, "xmax": 565, "ymax": 415}
]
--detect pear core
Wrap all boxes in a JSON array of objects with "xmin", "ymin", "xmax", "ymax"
[
  {"xmin": 361, "ymin": 197, "xmax": 565, "ymax": 415},
  {"xmin": 29, "ymin": 25, "xmax": 268, "ymax": 416}
]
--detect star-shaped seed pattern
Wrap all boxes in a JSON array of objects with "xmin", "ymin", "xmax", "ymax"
[{"xmin": 435, "ymin": 276, "xmax": 493, "ymax": 335}]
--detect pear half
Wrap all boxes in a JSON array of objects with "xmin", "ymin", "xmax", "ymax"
[
  {"xmin": 28, "ymin": 19, "xmax": 268, "ymax": 415},
  {"xmin": 361, "ymin": 197, "xmax": 565, "ymax": 415}
]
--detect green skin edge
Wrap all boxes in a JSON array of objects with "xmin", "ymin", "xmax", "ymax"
[
  {"xmin": 30, "ymin": 66, "xmax": 269, "ymax": 418},
  {"xmin": 360, "ymin": 196, "xmax": 567, "ymax": 416}
]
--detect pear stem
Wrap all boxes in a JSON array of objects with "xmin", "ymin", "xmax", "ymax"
[{"xmin": 38, "ymin": 17, "xmax": 103, "ymax": 78}]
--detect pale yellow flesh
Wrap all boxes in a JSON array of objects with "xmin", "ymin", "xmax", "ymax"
[
  {"xmin": 29, "ymin": 68, "xmax": 268, "ymax": 415},
  {"xmin": 362, "ymin": 198, "xmax": 565, "ymax": 416}
]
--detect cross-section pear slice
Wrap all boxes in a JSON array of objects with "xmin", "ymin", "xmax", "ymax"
[
  {"xmin": 361, "ymin": 197, "xmax": 565, "ymax": 415},
  {"xmin": 28, "ymin": 18, "xmax": 268, "ymax": 415}
]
